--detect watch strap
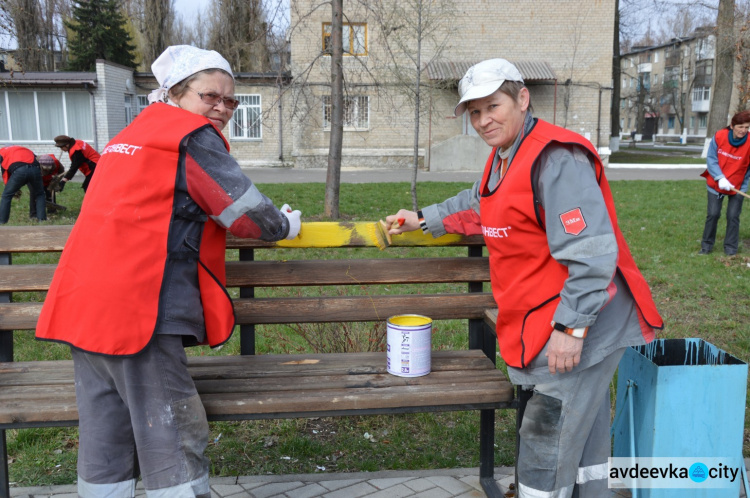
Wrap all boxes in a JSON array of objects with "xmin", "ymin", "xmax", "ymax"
[{"xmin": 551, "ymin": 321, "xmax": 588, "ymax": 338}]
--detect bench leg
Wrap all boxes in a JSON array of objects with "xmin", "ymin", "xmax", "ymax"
[
  {"xmin": 479, "ymin": 408, "xmax": 504, "ymax": 497},
  {"xmin": 0, "ymin": 250, "xmax": 11, "ymax": 362},
  {"xmin": 1, "ymin": 429, "xmax": 8, "ymax": 498}
]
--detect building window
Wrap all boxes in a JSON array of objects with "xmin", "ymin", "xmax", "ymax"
[
  {"xmin": 692, "ymin": 87, "xmax": 710, "ymax": 102},
  {"xmin": 622, "ymin": 77, "xmax": 627, "ymax": 88},
  {"xmin": 0, "ymin": 90, "xmax": 92, "ymax": 142},
  {"xmin": 323, "ymin": 95, "xmax": 369, "ymax": 130},
  {"xmin": 124, "ymin": 95, "xmax": 134, "ymax": 125},
  {"xmin": 323, "ymin": 23, "xmax": 367, "ymax": 56},
  {"xmin": 230, "ymin": 95, "xmax": 262, "ymax": 139},
  {"xmin": 654, "ymin": 51, "xmax": 660, "ymax": 63},
  {"xmin": 621, "ymin": 98, "xmax": 625, "ymax": 109},
  {"xmin": 668, "ymin": 116, "xmax": 675, "ymax": 129},
  {"xmin": 699, "ymin": 114, "xmax": 707, "ymax": 129},
  {"xmin": 137, "ymin": 95, "xmax": 149, "ymax": 115}
]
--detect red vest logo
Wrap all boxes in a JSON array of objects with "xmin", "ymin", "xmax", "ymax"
[{"xmin": 560, "ymin": 208, "xmax": 586, "ymax": 235}]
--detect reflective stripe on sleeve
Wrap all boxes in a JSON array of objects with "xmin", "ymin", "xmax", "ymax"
[{"xmin": 211, "ymin": 187, "xmax": 265, "ymax": 229}]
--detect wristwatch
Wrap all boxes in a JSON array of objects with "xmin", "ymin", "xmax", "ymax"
[{"xmin": 551, "ymin": 321, "xmax": 588, "ymax": 339}]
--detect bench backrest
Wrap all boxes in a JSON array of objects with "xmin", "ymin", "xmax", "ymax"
[{"xmin": 0, "ymin": 223, "xmax": 492, "ymax": 361}]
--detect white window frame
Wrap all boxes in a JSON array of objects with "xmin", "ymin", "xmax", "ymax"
[
  {"xmin": 136, "ymin": 95, "xmax": 149, "ymax": 115},
  {"xmin": 323, "ymin": 95, "xmax": 369, "ymax": 130},
  {"xmin": 230, "ymin": 94, "xmax": 262, "ymax": 140},
  {"xmin": 124, "ymin": 95, "xmax": 134, "ymax": 125},
  {"xmin": 692, "ymin": 87, "xmax": 710, "ymax": 102},
  {"xmin": 0, "ymin": 90, "xmax": 93, "ymax": 142}
]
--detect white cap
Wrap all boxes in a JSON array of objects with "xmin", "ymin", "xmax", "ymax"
[
  {"xmin": 454, "ymin": 58, "xmax": 524, "ymax": 117},
  {"xmin": 148, "ymin": 45, "xmax": 233, "ymax": 104}
]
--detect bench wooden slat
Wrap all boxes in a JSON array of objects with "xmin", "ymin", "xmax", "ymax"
[
  {"xmin": 234, "ymin": 294, "xmax": 496, "ymax": 324},
  {"xmin": 0, "ymin": 225, "xmax": 485, "ymax": 253},
  {"xmin": 228, "ymin": 258, "xmax": 490, "ymax": 286},
  {"xmin": 0, "ymin": 351, "xmax": 513, "ymax": 427},
  {"xmin": 0, "ymin": 351, "xmax": 495, "ymax": 386},
  {"xmin": 0, "ymin": 258, "xmax": 489, "ymax": 293},
  {"xmin": 0, "ymin": 265, "xmax": 56, "ymax": 292},
  {"xmin": 0, "ymin": 225, "xmax": 70, "ymax": 252},
  {"xmin": 0, "ymin": 293, "xmax": 496, "ymax": 330}
]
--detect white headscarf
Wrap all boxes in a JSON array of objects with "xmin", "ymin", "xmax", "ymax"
[{"xmin": 148, "ymin": 45, "xmax": 234, "ymax": 105}]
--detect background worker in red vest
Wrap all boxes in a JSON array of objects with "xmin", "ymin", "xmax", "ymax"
[
  {"xmin": 699, "ymin": 110, "xmax": 750, "ymax": 256},
  {"xmin": 53, "ymin": 134, "xmax": 100, "ymax": 192},
  {"xmin": 385, "ymin": 59, "xmax": 663, "ymax": 498},
  {"xmin": 30, "ymin": 154, "xmax": 65, "ymax": 218},
  {"xmin": 0, "ymin": 145, "xmax": 46, "ymax": 223},
  {"xmin": 37, "ymin": 45, "xmax": 301, "ymax": 498}
]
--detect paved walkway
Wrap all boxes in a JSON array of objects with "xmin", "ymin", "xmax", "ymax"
[
  {"xmin": 9, "ymin": 466, "xmax": 649, "ymax": 498},
  {"xmin": 239, "ymin": 164, "xmax": 704, "ymax": 184},
  {"xmin": 10, "ymin": 468, "xmax": 517, "ymax": 498}
]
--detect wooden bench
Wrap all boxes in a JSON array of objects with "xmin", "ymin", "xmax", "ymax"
[{"xmin": 0, "ymin": 223, "xmax": 516, "ymax": 498}]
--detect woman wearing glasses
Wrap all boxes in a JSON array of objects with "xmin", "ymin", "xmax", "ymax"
[{"xmin": 36, "ymin": 45, "xmax": 301, "ymax": 498}]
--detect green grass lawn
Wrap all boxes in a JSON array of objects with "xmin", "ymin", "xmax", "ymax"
[{"xmin": 2, "ymin": 176, "xmax": 749, "ymax": 486}]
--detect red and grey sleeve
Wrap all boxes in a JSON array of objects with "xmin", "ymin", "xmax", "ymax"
[
  {"xmin": 420, "ymin": 180, "xmax": 483, "ymax": 237},
  {"xmin": 183, "ymin": 128, "xmax": 290, "ymax": 242}
]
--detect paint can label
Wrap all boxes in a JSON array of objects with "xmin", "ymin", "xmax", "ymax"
[{"xmin": 386, "ymin": 314, "xmax": 432, "ymax": 377}]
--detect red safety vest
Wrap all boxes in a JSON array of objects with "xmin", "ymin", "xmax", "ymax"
[
  {"xmin": 69, "ymin": 140, "xmax": 100, "ymax": 176},
  {"xmin": 36, "ymin": 103, "xmax": 235, "ymax": 355},
  {"xmin": 479, "ymin": 119, "xmax": 662, "ymax": 368},
  {"xmin": 40, "ymin": 154, "xmax": 64, "ymax": 186},
  {"xmin": 700, "ymin": 128, "xmax": 750, "ymax": 194},
  {"xmin": 0, "ymin": 145, "xmax": 36, "ymax": 184}
]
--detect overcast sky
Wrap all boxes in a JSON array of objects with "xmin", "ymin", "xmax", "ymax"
[{"xmin": 173, "ymin": 0, "xmax": 207, "ymax": 19}]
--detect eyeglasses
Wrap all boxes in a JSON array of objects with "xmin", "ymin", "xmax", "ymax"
[{"xmin": 186, "ymin": 87, "xmax": 240, "ymax": 110}]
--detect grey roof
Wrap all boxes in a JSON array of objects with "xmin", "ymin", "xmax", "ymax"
[
  {"xmin": 425, "ymin": 60, "xmax": 557, "ymax": 82},
  {"xmin": 0, "ymin": 71, "xmax": 97, "ymax": 87}
]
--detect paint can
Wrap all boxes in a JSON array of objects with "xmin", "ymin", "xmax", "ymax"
[{"xmin": 386, "ymin": 314, "xmax": 432, "ymax": 377}]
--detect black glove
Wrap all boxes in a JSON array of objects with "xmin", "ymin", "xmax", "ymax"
[{"xmin": 58, "ymin": 181, "xmax": 65, "ymax": 192}]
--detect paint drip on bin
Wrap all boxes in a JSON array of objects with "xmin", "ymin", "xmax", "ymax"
[{"xmin": 387, "ymin": 314, "xmax": 432, "ymax": 377}]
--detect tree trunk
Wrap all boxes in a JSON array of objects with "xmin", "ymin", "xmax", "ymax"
[
  {"xmin": 610, "ymin": 0, "xmax": 621, "ymax": 141},
  {"xmin": 325, "ymin": 0, "xmax": 343, "ymax": 219},
  {"xmin": 410, "ymin": 0, "xmax": 422, "ymax": 211},
  {"xmin": 707, "ymin": 0, "xmax": 735, "ymax": 136}
]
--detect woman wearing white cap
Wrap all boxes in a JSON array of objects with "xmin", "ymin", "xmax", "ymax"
[
  {"xmin": 386, "ymin": 59, "xmax": 663, "ymax": 497},
  {"xmin": 36, "ymin": 45, "xmax": 301, "ymax": 497}
]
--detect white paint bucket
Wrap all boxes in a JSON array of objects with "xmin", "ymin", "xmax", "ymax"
[{"xmin": 386, "ymin": 314, "xmax": 432, "ymax": 377}]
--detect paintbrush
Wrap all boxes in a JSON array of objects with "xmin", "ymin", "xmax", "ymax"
[{"xmin": 372, "ymin": 218, "xmax": 405, "ymax": 250}]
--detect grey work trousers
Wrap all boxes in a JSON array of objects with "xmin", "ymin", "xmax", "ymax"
[
  {"xmin": 517, "ymin": 347, "xmax": 626, "ymax": 498},
  {"xmin": 72, "ymin": 334, "xmax": 210, "ymax": 498},
  {"xmin": 701, "ymin": 190, "xmax": 745, "ymax": 255}
]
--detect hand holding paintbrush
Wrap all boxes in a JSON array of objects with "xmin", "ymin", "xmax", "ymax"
[
  {"xmin": 385, "ymin": 210, "xmax": 420, "ymax": 234},
  {"xmin": 371, "ymin": 210, "xmax": 421, "ymax": 249}
]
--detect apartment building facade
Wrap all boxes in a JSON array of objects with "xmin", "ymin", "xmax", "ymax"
[{"xmin": 620, "ymin": 27, "xmax": 743, "ymax": 144}]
